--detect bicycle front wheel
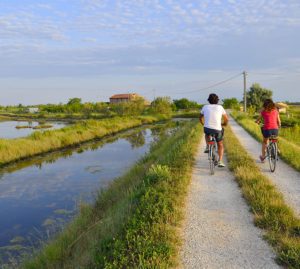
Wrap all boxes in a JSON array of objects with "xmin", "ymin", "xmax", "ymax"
[
  {"xmin": 209, "ymin": 145, "xmax": 215, "ymax": 175},
  {"xmin": 268, "ymin": 142, "xmax": 277, "ymax": 172}
]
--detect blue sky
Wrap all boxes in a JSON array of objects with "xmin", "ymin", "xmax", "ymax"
[{"xmin": 0, "ymin": 0, "xmax": 299, "ymax": 105}]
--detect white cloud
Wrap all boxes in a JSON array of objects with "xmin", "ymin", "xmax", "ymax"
[
  {"xmin": 0, "ymin": 0, "xmax": 299, "ymax": 104},
  {"xmin": 82, "ymin": 37, "xmax": 98, "ymax": 43},
  {"xmin": 37, "ymin": 4, "xmax": 52, "ymax": 9}
]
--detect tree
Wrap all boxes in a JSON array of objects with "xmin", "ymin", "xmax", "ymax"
[
  {"xmin": 173, "ymin": 98, "xmax": 200, "ymax": 109},
  {"xmin": 67, "ymin": 98, "xmax": 82, "ymax": 105},
  {"xmin": 151, "ymin": 97, "xmax": 172, "ymax": 115},
  {"xmin": 246, "ymin": 83, "xmax": 273, "ymax": 111},
  {"xmin": 173, "ymin": 98, "xmax": 190, "ymax": 109},
  {"xmin": 222, "ymin": 98, "xmax": 239, "ymax": 109}
]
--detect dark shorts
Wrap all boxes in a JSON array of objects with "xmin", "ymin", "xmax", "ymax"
[
  {"xmin": 204, "ymin": 127, "xmax": 224, "ymax": 142},
  {"xmin": 261, "ymin": 128, "xmax": 279, "ymax": 138}
]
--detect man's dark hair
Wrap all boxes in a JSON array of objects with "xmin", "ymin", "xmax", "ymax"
[{"xmin": 208, "ymin": 93, "xmax": 219, "ymax": 104}]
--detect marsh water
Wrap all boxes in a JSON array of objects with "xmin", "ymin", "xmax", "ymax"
[
  {"xmin": 0, "ymin": 121, "xmax": 69, "ymax": 139},
  {"xmin": 0, "ymin": 122, "xmax": 178, "ymax": 265}
]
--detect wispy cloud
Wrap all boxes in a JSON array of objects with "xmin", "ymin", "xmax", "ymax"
[{"xmin": 0, "ymin": 0, "xmax": 299, "ymax": 104}]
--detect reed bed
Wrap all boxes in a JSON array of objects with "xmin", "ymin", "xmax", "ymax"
[
  {"xmin": 0, "ymin": 115, "xmax": 169, "ymax": 167},
  {"xmin": 32, "ymin": 125, "xmax": 53, "ymax": 130}
]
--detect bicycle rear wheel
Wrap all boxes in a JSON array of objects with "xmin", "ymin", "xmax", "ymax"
[
  {"xmin": 268, "ymin": 142, "xmax": 277, "ymax": 172},
  {"xmin": 209, "ymin": 145, "xmax": 215, "ymax": 175}
]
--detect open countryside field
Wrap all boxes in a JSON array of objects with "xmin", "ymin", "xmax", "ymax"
[
  {"xmin": 0, "ymin": 98, "xmax": 300, "ymax": 268},
  {"xmin": 2, "ymin": 0, "xmax": 300, "ymax": 267}
]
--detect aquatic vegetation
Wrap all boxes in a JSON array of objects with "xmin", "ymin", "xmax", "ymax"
[{"xmin": 0, "ymin": 115, "xmax": 169, "ymax": 166}]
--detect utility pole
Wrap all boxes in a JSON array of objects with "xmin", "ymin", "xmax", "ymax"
[
  {"xmin": 153, "ymin": 88, "xmax": 156, "ymax": 101},
  {"xmin": 243, "ymin": 71, "xmax": 247, "ymax": 113}
]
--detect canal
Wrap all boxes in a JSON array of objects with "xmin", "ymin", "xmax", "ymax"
[
  {"xmin": 0, "ymin": 121, "xmax": 69, "ymax": 139},
  {"xmin": 0, "ymin": 121, "xmax": 178, "ymax": 265}
]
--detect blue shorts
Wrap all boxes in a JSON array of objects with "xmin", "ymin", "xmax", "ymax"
[
  {"xmin": 261, "ymin": 128, "xmax": 278, "ymax": 138},
  {"xmin": 204, "ymin": 127, "xmax": 224, "ymax": 142}
]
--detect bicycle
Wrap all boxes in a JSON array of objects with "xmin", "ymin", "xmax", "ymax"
[
  {"xmin": 207, "ymin": 134, "xmax": 219, "ymax": 175},
  {"xmin": 265, "ymin": 135, "xmax": 279, "ymax": 172}
]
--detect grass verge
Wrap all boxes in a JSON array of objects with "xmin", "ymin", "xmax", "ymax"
[
  {"xmin": 224, "ymin": 124, "xmax": 300, "ymax": 268},
  {"xmin": 0, "ymin": 114, "xmax": 169, "ymax": 167},
  {"xmin": 22, "ymin": 120, "xmax": 202, "ymax": 268},
  {"xmin": 230, "ymin": 111, "xmax": 300, "ymax": 172}
]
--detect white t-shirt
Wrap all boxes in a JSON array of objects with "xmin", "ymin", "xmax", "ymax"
[{"xmin": 200, "ymin": 104, "xmax": 226, "ymax": 131}]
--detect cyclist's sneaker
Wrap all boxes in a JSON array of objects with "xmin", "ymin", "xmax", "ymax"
[
  {"xmin": 204, "ymin": 146, "xmax": 209, "ymax": 153},
  {"xmin": 218, "ymin": 161, "xmax": 225, "ymax": 167},
  {"xmin": 259, "ymin": 155, "xmax": 265, "ymax": 163}
]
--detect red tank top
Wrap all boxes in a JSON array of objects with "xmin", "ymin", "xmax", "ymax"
[{"xmin": 261, "ymin": 109, "xmax": 278, "ymax": 130}]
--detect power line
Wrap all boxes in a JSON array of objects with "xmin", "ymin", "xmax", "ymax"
[
  {"xmin": 247, "ymin": 71, "xmax": 284, "ymax": 76},
  {"xmin": 174, "ymin": 72, "xmax": 242, "ymax": 94}
]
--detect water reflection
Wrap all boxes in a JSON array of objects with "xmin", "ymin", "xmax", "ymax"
[
  {"xmin": 0, "ymin": 121, "xmax": 69, "ymax": 139},
  {"xmin": 125, "ymin": 130, "xmax": 146, "ymax": 149},
  {"xmin": 0, "ymin": 121, "xmax": 179, "ymax": 265}
]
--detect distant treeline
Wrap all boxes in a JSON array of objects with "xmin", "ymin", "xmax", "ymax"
[
  {"xmin": 0, "ymin": 97, "xmax": 203, "ymax": 117},
  {"xmin": 285, "ymin": 101, "xmax": 300, "ymax": 105}
]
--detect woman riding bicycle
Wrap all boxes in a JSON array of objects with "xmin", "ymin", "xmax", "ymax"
[{"xmin": 255, "ymin": 99, "xmax": 281, "ymax": 162}]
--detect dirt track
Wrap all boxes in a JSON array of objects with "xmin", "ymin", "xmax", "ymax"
[
  {"xmin": 229, "ymin": 115, "xmax": 300, "ymax": 217},
  {"xmin": 180, "ymin": 136, "xmax": 280, "ymax": 268}
]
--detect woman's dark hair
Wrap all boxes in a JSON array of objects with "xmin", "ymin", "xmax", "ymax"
[
  {"xmin": 263, "ymin": 98, "xmax": 276, "ymax": 112},
  {"xmin": 208, "ymin": 93, "xmax": 219, "ymax": 104}
]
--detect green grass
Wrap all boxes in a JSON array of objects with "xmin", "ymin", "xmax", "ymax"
[
  {"xmin": 231, "ymin": 110, "xmax": 300, "ymax": 172},
  {"xmin": 0, "ymin": 111, "xmax": 112, "ymax": 121},
  {"xmin": 224, "ymin": 124, "xmax": 300, "ymax": 268},
  {"xmin": 0, "ymin": 115, "xmax": 169, "ymax": 167},
  {"xmin": 32, "ymin": 125, "xmax": 53, "ymax": 130},
  {"xmin": 280, "ymin": 124, "xmax": 300, "ymax": 147},
  {"xmin": 22, "ymin": 120, "xmax": 202, "ymax": 268}
]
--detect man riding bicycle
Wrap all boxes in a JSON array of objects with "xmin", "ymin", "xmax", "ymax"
[{"xmin": 199, "ymin": 93, "xmax": 229, "ymax": 167}]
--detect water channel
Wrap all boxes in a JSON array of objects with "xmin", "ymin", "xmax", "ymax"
[
  {"xmin": 0, "ymin": 121, "xmax": 69, "ymax": 139},
  {"xmin": 0, "ymin": 121, "xmax": 178, "ymax": 265}
]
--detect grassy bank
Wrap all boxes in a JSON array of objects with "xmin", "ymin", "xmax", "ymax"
[
  {"xmin": 224, "ymin": 124, "xmax": 300, "ymax": 268},
  {"xmin": 22, "ymin": 120, "xmax": 202, "ymax": 268},
  {"xmin": 231, "ymin": 111, "xmax": 300, "ymax": 172},
  {"xmin": 0, "ymin": 111, "xmax": 200, "ymax": 122},
  {"xmin": 0, "ymin": 111, "xmax": 110, "ymax": 121},
  {"xmin": 0, "ymin": 115, "xmax": 169, "ymax": 167}
]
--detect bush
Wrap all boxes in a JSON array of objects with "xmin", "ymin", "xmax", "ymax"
[{"xmin": 150, "ymin": 97, "xmax": 172, "ymax": 115}]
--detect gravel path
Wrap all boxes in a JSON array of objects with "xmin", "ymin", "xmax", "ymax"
[
  {"xmin": 229, "ymin": 115, "xmax": 300, "ymax": 217},
  {"xmin": 180, "ymin": 137, "xmax": 280, "ymax": 269}
]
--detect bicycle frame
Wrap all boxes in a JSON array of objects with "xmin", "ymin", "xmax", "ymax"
[
  {"xmin": 266, "ymin": 135, "xmax": 278, "ymax": 172},
  {"xmin": 208, "ymin": 135, "xmax": 218, "ymax": 175}
]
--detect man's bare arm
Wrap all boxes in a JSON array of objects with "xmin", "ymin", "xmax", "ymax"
[
  {"xmin": 222, "ymin": 114, "xmax": 229, "ymax": 127},
  {"xmin": 199, "ymin": 113, "xmax": 205, "ymax": 126}
]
